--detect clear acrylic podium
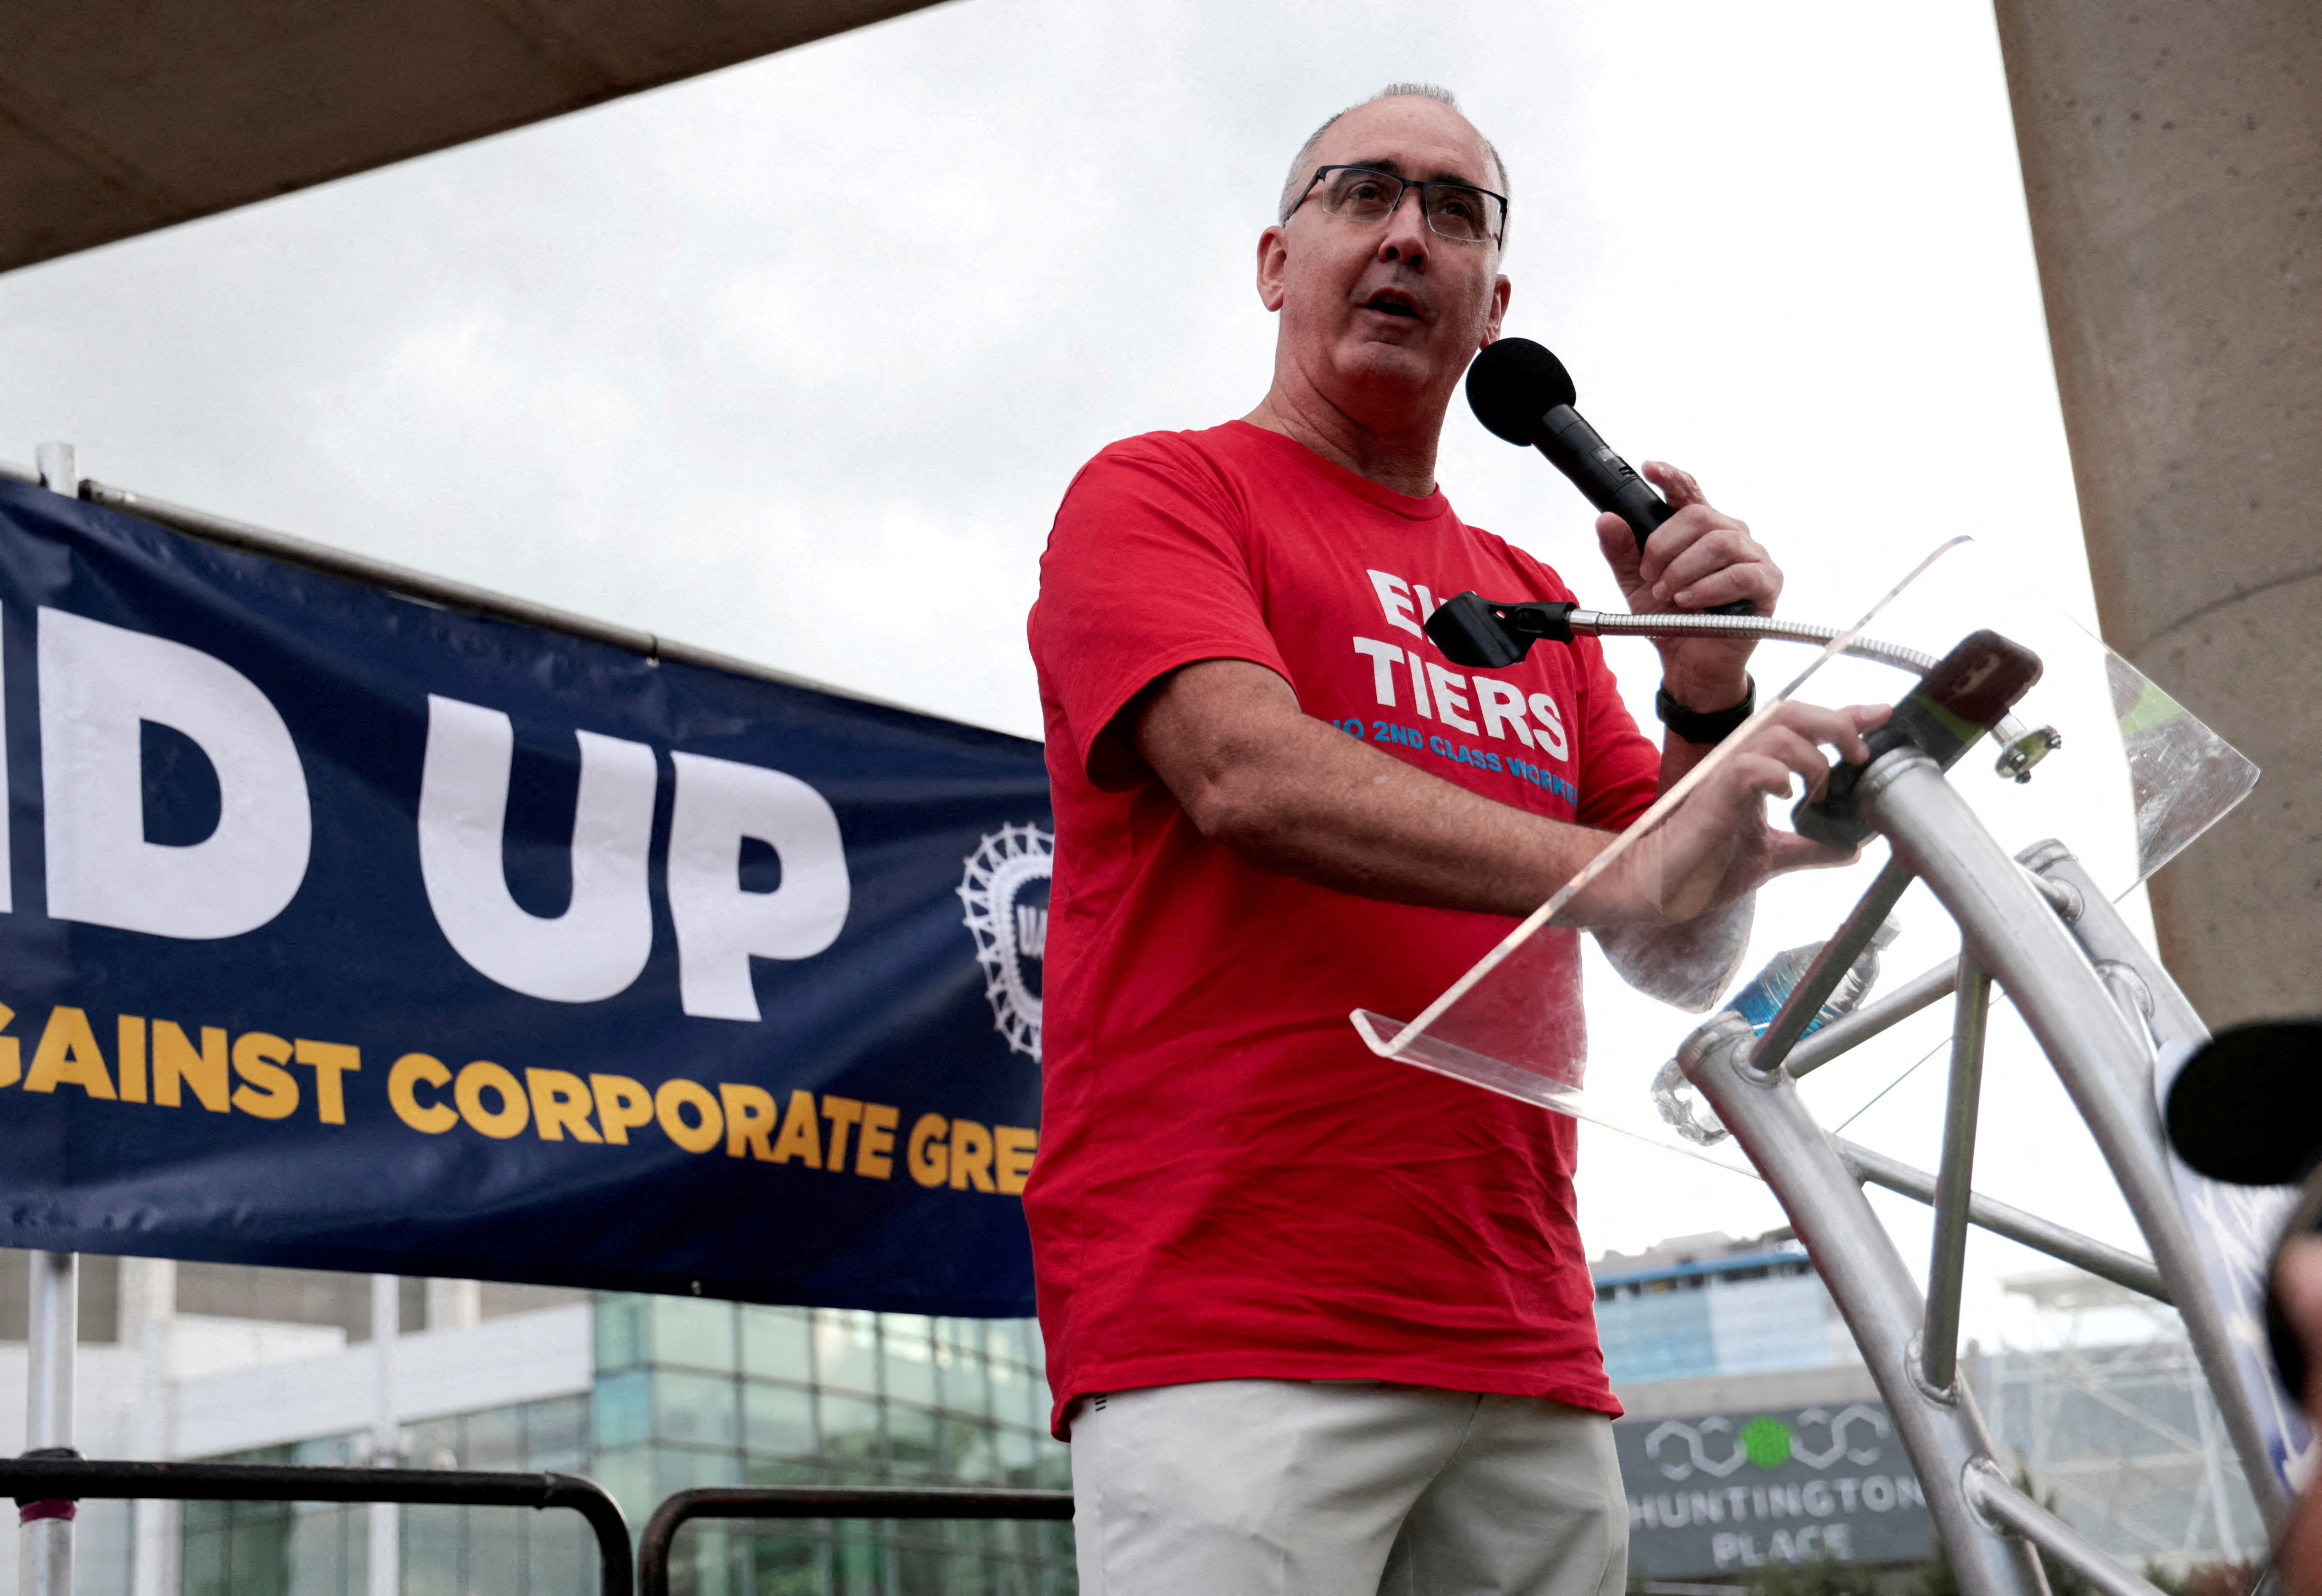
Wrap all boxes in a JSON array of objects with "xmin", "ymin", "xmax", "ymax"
[{"xmin": 1354, "ymin": 539, "xmax": 2284, "ymax": 1596}]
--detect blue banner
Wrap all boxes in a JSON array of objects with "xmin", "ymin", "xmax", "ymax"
[{"xmin": 0, "ymin": 478, "xmax": 1052, "ymax": 1316}]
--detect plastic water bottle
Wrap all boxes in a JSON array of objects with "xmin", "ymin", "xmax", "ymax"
[
  {"xmin": 1729, "ymin": 917, "xmax": 1901, "ymax": 1038},
  {"xmin": 1650, "ymin": 919, "xmax": 1901, "ymax": 1145}
]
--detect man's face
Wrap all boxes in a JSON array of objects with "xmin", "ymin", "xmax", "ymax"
[{"xmin": 1258, "ymin": 97, "xmax": 1512, "ymax": 430}]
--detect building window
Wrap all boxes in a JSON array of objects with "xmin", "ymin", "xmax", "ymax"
[
  {"xmin": 402, "ymin": 1395, "xmax": 596, "ymax": 1596},
  {"xmin": 180, "ymin": 1436, "xmax": 366, "ymax": 1596},
  {"xmin": 592, "ymin": 1298, "xmax": 1074, "ymax": 1595},
  {"xmin": 179, "ymin": 1300, "xmax": 1072, "ymax": 1594}
]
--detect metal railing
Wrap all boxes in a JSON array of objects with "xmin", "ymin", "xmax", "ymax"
[
  {"xmin": 0, "ymin": 1457, "xmax": 633, "ymax": 1596},
  {"xmin": 638, "ymin": 1486, "xmax": 1074, "ymax": 1596}
]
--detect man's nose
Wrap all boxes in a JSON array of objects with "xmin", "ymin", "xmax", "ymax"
[{"xmin": 1378, "ymin": 188, "xmax": 1430, "ymax": 263}]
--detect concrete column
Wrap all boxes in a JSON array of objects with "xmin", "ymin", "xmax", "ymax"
[{"xmin": 1992, "ymin": 1, "xmax": 2322, "ymax": 1025}]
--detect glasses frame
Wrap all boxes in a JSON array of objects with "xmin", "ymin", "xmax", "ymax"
[{"xmin": 1287, "ymin": 164, "xmax": 1510, "ymax": 247}]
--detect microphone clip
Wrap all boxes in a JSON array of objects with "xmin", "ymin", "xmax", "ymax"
[{"xmin": 1425, "ymin": 593, "xmax": 1579, "ymax": 669}]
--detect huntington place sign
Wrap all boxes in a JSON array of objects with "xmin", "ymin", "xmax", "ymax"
[{"xmin": 1616, "ymin": 1400, "xmax": 1936, "ymax": 1575}]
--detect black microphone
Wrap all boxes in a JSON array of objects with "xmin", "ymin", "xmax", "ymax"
[
  {"xmin": 2164, "ymin": 1018, "xmax": 2322, "ymax": 1399},
  {"xmin": 1465, "ymin": 337, "xmax": 1752, "ymax": 615}
]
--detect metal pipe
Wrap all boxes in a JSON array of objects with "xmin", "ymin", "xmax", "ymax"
[
  {"xmin": 639, "ymin": 1487, "xmax": 1074, "ymax": 1596},
  {"xmin": 2017, "ymin": 864, "xmax": 2078, "ymax": 918},
  {"xmin": 2096, "ymin": 965, "xmax": 2155, "ymax": 1049},
  {"xmin": 1838, "ymin": 1140, "xmax": 2167, "ymax": 1302},
  {"xmin": 1924, "ymin": 963, "xmax": 1994, "ymax": 1395},
  {"xmin": 0, "ymin": 1459, "xmax": 629, "ymax": 1596},
  {"xmin": 22, "ymin": 1250, "xmax": 78, "ymax": 1596},
  {"xmin": 369, "ymin": 1275, "xmax": 399, "ymax": 1596},
  {"xmin": 2024, "ymin": 843, "xmax": 2208, "ymax": 1095},
  {"xmin": 1963, "ymin": 1461, "xmax": 2167, "ymax": 1596},
  {"xmin": 1789, "ymin": 956, "xmax": 1961, "ymax": 1077},
  {"xmin": 1678, "ymin": 1014, "xmax": 2047, "ymax": 1596},
  {"xmin": 24, "ymin": 1253, "xmax": 76, "ymax": 1452},
  {"xmin": 1861, "ymin": 750, "xmax": 2287, "ymax": 1527},
  {"xmin": 2025, "ymin": 845, "xmax": 2303, "ymax": 1524},
  {"xmin": 1750, "ymin": 857, "xmax": 1914, "ymax": 1076},
  {"xmin": 76, "ymin": 478, "xmax": 945, "ymax": 723}
]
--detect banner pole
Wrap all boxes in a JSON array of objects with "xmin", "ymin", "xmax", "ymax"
[
  {"xmin": 24, "ymin": 446, "xmax": 81, "ymax": 1596},
  {"xmin": 22, "ymin": 1250, "xmax": 79, "ymax": 1596},
  {"xmin": 22, "ymin": 445, "xmax": 81, "ymax": 1596},
  {"xmin": 369, "ymin": 1275, "xmax": 400, "ymax": 1596}
]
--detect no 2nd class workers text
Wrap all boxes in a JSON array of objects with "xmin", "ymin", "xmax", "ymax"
[{"xmin": 1343, "ymin": 569, "xmax": 1582, "ymax": 806}]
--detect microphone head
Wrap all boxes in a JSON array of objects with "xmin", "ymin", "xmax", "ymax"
[
  {"xmin": 1466, "ymin": 338, "xmax": 1578, "ymax": 445},
  {"xmin": 2164, "ymin": 1019, "xmax": 2322, "ymax": 1185}
]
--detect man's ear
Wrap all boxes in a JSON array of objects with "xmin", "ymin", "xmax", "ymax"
[
  {"xmin": 1481, "ymin": 273, "xmax": 1511, "ymax": 348},
  {"xmin": 1255, "ymin": 225, "xmax": 1289, "ymax": 313}
]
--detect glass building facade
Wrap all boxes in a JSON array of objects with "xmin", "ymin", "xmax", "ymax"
[
  {"xmin": 1592, "ymin": 1238, "xmax": 1855, "ymax": 1387},
  {"xmin": 178, "ymin": 1301, "xmax": 1074, "ymax": 1596},
  {"xmin": 405, "ymin": 1397, "xmax": 599, "ymax": 1596},
  {"xmin": 591, "ymin": 1296, "xmax": 1074, "ymax": 1595},
  {"xmin": 184, "ymin": 1400, "xmax": 599, "ymax": 1596},
  {"xmin": 182, "ymin": 1436, "xmax": 366, "ymax": 1596}
]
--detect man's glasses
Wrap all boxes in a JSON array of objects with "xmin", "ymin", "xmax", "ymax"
[{"xmin": 1288, "ymin": 165, "xmax": 1508, "ymax": 247}]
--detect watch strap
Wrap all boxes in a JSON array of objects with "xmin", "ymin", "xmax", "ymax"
[{"xmin": 1656, "ymin": 675, "xmax": 1756, "ymax": 744}]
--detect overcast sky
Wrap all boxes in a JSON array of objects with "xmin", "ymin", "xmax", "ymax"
[{"xmin": 0, "ymin": 2, "xmax": 2184, "ymax": 1352}]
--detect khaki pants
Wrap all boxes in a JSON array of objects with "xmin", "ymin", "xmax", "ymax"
[{"xmin": 1068, "ymin": 1379, "xmax": 1628, "ymax": 1596}]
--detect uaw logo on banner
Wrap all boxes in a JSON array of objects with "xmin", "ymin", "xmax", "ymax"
[
  {"xmin": 958, "ymin": 824, "xmax": 1050, "ymax": 1062},
  {"xmin": 1615, "ymin": 1401, "xmax": 1935, "ymax": 1576},
  {"xmin": 0, "ymin": 477, "xmax": 1053, "ymax": 1315}
]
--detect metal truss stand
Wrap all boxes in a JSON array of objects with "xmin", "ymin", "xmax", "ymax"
[{"xmin": 1679, "ymin": 748, "xmax": 2282, "ymax": 1596}]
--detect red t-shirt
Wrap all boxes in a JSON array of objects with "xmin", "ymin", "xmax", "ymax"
[{"xmin": 1024, "ymin": 420, "xmax": 1660, "ymax": 1436}]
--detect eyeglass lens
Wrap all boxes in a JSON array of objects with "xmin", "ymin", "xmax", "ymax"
[{"xmin": 1318, "ymin": 168, "xmax": 1501, "ymax": 243}]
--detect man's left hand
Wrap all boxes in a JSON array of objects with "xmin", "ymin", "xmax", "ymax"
[{"xmin": 1593, "ymin": 460, "xmax": 1781, "ymax": 713}]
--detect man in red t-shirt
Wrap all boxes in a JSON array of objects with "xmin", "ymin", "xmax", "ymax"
[{"xmin": 1027, "ymin": 84, "xmax": 1880, "ymax": 1596}]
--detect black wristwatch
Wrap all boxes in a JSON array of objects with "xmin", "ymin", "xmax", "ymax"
[{"xmin": 1655, "ymin": 675, "xmax": 1756, "ymax": 744}]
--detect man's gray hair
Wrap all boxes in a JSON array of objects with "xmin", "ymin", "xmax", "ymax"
[{"xmin": 1275, "ymin": 83, "xmax": 1511, "ymax": 247}]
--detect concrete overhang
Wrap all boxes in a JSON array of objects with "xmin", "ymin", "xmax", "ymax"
[{"xmin": 0, "ymin": 0, "xmax": 949, "ymax": 274}]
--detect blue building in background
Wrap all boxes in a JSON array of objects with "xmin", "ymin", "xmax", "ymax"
[{"xmin": 1592, "ymin": 1229, "xmax": 1859, "ymax": 1390}]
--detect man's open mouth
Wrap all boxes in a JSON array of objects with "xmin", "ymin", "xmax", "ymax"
[{"xmin": 1362, "ymin": 293, "xmax": 1421, "ymax": 319}]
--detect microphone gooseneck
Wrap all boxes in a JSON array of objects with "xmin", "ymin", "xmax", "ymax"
[{"xmin": 1426, "ymin": 592, "xmax": 1938, "ymax": 677}]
